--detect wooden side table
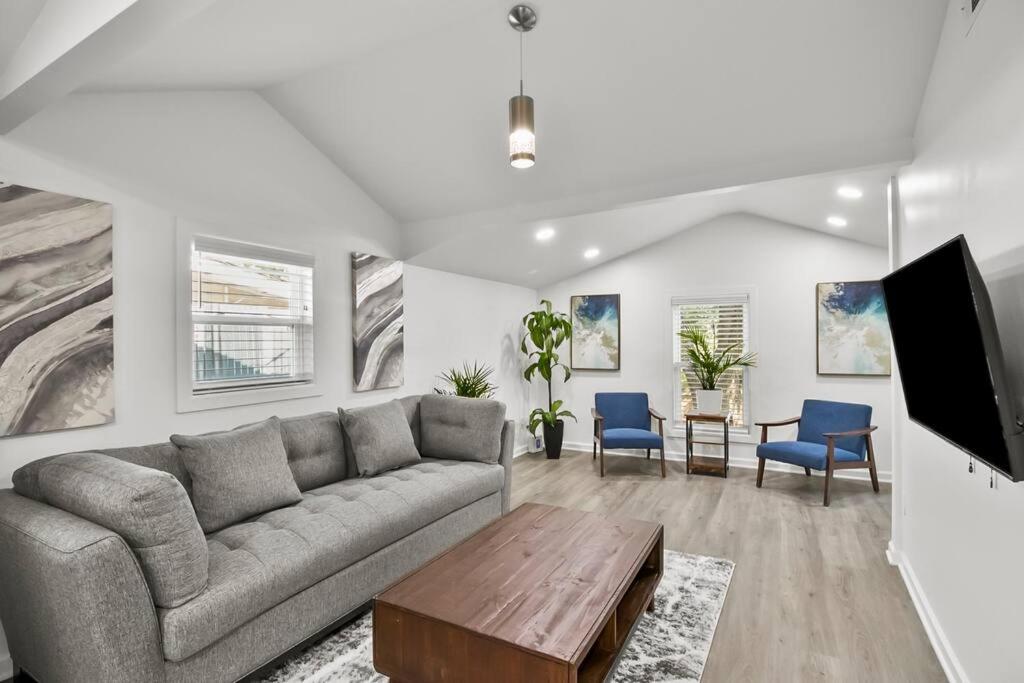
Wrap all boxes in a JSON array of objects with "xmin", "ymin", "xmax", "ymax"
[{"xmin": 685, "ymin": 412, "xmax": 732, "ymax": 477}]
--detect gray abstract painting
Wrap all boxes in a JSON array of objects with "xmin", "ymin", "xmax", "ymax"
[
  {"xmin": 351, "ymin": 253, "xmax": 403, "ymax": 391},
  {"xmin": 0, "ymin": 184, "xmax": 114, "ymax": 436}
]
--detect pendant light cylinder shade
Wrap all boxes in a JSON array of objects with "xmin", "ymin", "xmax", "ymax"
[{"xmin": 509, "ymin": 94, "xmax": 535, "ymax": 169}]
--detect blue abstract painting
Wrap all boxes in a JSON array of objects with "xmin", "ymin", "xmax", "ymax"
[
  {"xmin": 816, "ymin": 281, "xmax": 891, "ymax": 376},
  {"xmin": 571, "ymin": 294, "xmax": 620, "ymax": 370}
]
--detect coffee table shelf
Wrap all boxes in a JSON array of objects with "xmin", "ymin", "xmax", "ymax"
[{"xmin": 578, "ymin": 547, "xmax": 662, "ymax": 683}]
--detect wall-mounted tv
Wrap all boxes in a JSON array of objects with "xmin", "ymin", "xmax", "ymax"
[{"xmin": 881, "ymin": 235, "xmax": 1024, "ymax": 481}]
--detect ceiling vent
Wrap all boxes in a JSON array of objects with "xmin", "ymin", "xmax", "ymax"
[{"xmin": 960, "ymin": 0, "xmax": 987, "ymax": 36}]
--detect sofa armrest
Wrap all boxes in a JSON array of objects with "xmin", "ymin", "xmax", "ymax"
[
  {"xmin": 0, "ymin": 490, "xmax": 164, "ymax": 682},
  {"xmin": 498, "ymin": 419, "xmax": 515, "ymax": 514}
]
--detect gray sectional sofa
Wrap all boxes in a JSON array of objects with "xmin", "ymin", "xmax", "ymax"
[{"xmin": 0, "ymin": 395, "xmax": 514, "ymax": 683}]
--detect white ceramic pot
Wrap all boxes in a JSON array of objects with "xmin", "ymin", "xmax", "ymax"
[{"xmin": 695, "ymin": 389, "xmax": 723, "ymax": 414}]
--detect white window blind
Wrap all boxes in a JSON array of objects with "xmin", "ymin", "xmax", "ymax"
[
  {"xmin": 672, "ymin": 294, "xmax": 751, "ymax": 428},
  {"xmin": 190, "ymin": 237, "xmax": 313, "ymax": 395}
]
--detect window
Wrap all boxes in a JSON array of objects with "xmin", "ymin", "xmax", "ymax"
[
  {"xmin": 672, "ymin": 293, "xmax": 752, "ymax": 430},
  {"xmin": 188, "ymin": 235, "xmax": 314, "ymax": 397}
]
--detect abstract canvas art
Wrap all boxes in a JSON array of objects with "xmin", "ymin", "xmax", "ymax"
[
  {"xmin": 570, "ymin": 294, "xmax": 620, "ymax": 370},
  {"xmin": 816, "ymin": 281, "xmax": 891, "ymax": 376},
  {"xmin": 0, "ymin": 183, "xmax": 114, "ymax": 436},
  {"xmin": 351, "ymin": 253, "xmax": 404, "ymax": 391}
]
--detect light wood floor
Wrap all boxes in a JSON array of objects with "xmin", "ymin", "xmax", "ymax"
[{"xmin": 511, "ymin": 451, "xmax": 945, "ymax": 683}]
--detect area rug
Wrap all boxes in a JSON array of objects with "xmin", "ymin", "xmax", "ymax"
[{"xmin": 260, "ymin": 550, "xmax": 735, "ymax": 683}]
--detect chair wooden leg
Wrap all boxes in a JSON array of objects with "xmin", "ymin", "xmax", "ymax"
[
  {"xmin": 804, "ymin": 467, "xmax": 811, "ymax": 476},
  {"xmin": 823, "ymin": 462, "xmax": 834, "ymax": 507},
  {"xmin": 593, "ymin": 440, "xmax": 596, "ymax": 460},
  {"xmin": 646, "ymin": 448, "xmax": 651, "ymax": 459},
  {"xmin": 659, "ymin": 448, "xmax": 666, "ymax": 478},
  {"xmin": 600, "ymin": 443, "xmax": 605, "ymax": 477},
  {"xmin": 866, "ymin": 435, "xmax": 880, "ymax": 493},
  {"xmin": 755, "ymin": 457, "xmax": 765, "ymax": 487}
]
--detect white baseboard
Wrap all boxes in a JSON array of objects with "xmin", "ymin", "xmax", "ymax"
[
  {"xmin": 0, "ymin": 653, "xmax": 12, "ymax": 680},
  {"xmin": 885, "ymin": 539, "xmax": 898, "ymax": 566},
  {"xmin": 887, "ymin": 541, "xmax": 965, "ymax": 683},
  {"xmin": 559, "ymin": 441, "xmax": 893, "ymax": 483}
]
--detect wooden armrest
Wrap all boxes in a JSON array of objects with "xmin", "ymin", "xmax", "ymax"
[
  {"xmin": 591, "ymin": 407, "xmax": 604, "ymax": 421},
  {"xmin": 648, "ymin": 407, "xmax": 665, "ymax": 421},
  {"xmin": 822, "ymin": 426, "xmax": 878, "ymax": 439},
  {"xmin": 754, "ymin": 417, "xmax": 800, "ymax": 428}
]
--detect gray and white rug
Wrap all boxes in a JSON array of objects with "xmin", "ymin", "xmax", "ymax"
[{"xmin": 261, "ymin": 550, "xmax": 734, "ymax": 683}]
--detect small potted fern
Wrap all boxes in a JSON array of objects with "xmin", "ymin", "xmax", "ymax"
[
  {"xmin": 434, "ymin": 362, "xmax": 497, "ymax": 398},
  {"xmin": 678, "ymin": 326, "xmax": 757, "ymax": 414}
]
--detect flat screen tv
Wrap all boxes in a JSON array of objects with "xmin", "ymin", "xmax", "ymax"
[{"xmin": 881, "ymin": 235, "xmax": 1024, "ymax": 481}]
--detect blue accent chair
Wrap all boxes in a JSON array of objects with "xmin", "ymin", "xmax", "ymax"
[
  {"xmin": 755, "ymin": 399, "xmax": 879, "ymax": 506},
  {"xmin": 592, "ymin": 393, "xmax": 666, "ymax": 478}
]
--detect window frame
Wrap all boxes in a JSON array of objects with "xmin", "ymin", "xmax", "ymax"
[
  {"xmin": 669, "ymin": 288, "xmax": 758, "ymax": 440},
  {"xmin": 175, "ymin": 225, "xmax": 322, "ymax": 413}
]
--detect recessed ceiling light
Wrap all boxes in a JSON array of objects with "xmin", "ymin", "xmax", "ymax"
[
  {"xmin": 535, "ymin": 227, "xmax": 556, "ymax": 241},
  {"xmin": 837, "ymin": 186, "xmax": 863, "ymax": 199},
  {"xmin": 583, "ymin": 247, "xmax": 600, "ymax": 259},
  {"xmin": 827, "ymin": 216, "xmax": 848, "ymax": 228}
]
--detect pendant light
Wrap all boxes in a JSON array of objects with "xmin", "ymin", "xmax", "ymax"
[{"xmin": 508, "ymin": 5, "xmax": 537, "ymax": 169}]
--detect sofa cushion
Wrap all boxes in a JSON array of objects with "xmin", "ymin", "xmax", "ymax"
[
  {"xmin": 419, "ymin": 395, "xmax": 506, "ymax": 464},
  {"xmin": 171, "ymin": 417, "xmax": 302, "ymax": 533},
  {"xmin": 756, "ymin": 440, "xmax": 863, "ymax": 471},
  {"xmin": 279, "ymin": 412, "xmax": 349, "ymax": 490},
  {"xmin": 339, "ymin": 400, "xmax": 421, "ymax": 477},
  {"xmin": 398, "ymin": 395, "xmax": 422, "ymax": 450},
  {"xmin": 158, "ymin": 458, "xmax": 503, "ymax": 662},
  {"xmin": 37, "ymin": 452, "xmax": 208, "ymax": 608}
]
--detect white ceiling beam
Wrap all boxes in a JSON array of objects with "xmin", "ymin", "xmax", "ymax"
[{"xmin": 0, "ymin": 0, "xmax": 216, "ymax": 133}]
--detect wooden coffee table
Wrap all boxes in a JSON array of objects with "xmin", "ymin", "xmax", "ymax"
[{"xmin": 373, "ymin": 503, "xmax": 663, "ymax": 683}]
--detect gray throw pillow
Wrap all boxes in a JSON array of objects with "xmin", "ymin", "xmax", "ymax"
[
  {"xmin": 338, "ymin": 400, "xmax": 421, "ymax": 477},
  {"xmin": 38, "ymin": 452, "xmax": 208, "ymax": 608},
  {"xmin": 419, "ymin": 395, "xmax": 507, "ymax": 464},
  {"xmin": 171, "ymin": 417, "xmax": 302, "ymax": 533}
]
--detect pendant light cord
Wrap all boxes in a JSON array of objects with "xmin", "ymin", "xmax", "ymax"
[{"xmin": 519, "ymin": 30, "xmax": 525, "ymax": 96}]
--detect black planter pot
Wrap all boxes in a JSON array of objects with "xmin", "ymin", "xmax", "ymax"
[{"xmin": 543, "ymin": 420, "xmax": 565, "ymax": 460}]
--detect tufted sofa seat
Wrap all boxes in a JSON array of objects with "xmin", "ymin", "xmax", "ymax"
[{"xmin": 160, "ymin": 459, "xmax": 504, "ymax": 661}]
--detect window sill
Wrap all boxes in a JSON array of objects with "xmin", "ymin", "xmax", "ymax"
[{"xmin": 176, "ymin": 381, "xmax": 323, "ymax": 413}]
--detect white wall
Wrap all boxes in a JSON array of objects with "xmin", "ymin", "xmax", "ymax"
[
  {"xmin": 537, "ymin": 213, "xmax": 892, "ymax": 476},
  {"xmin": 0, "ymin": 91, "xmax": 535, "ymax": 675},
  {"xmin": 892, "ymin": 1, "xmax": 1024, "ymax": 681},
  {"xmin": 403, "ymin": 265, "xmax": 534, "ymax": 435}
]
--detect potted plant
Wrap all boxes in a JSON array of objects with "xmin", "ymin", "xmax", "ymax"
[
  {"xmin": 678, "ymin": 326, "xmax": 758, "ymax": 414},
  {"xmin": 521, "ymin": 300, "xmax": 576, "ymax": 459},
  {"xmin": 434, "ymin": 361, "xmax": 497, "ymax": 398}
]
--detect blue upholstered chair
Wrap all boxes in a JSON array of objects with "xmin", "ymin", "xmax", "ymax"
[
  {"xmin": 755, "ymin": 399, "xmax": 879, "ymax": 506},
  {"xmin": 592, "ymin": 393, "xmax": 666, "ymax": 478}
]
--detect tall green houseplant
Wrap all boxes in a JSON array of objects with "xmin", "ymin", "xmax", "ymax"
[{"xmin": 521, "ymin": 300, "xmax": 576, "ymax": 459}]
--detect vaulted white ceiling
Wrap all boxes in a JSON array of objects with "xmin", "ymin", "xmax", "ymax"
[
  {"xmin": 262, "ymin": 0, "xmax": 942, "ymax": 224},
  {"xmin": 405, "ymin": 165, "xmax": 897, "ymax": 288},
  {"xmin": 79, "ymin": 0, "xmax": 944, "ymax": 223},
  {"xmin": 2, "ymin": 0, "xmax": 946, "ymax": 287},
  {"xmin": 84, "ymin": 0, "xmax": 495, "ymax": 92}
]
